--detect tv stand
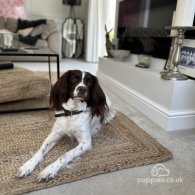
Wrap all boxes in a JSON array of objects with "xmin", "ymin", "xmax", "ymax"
[{"xmin": 98, "ymin": 56, "xmax": 195, "ymax": 131}]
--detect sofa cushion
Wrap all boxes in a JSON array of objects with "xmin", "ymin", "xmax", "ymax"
[
  {"xmin": 41, "ymin": 24, "xmax": 57, "ymax": 40},
  {"xmin": 35, "ymin": 39, "xmax": 48, "ymax": 48},
  {"xmin": 0, "ymin": 29, "xmax": 14, "ymax": 47},
  {"xmin": 17, "ymin": 19, "xmax": 46, "ymax": 30},
  {"xmin": 5, "ymin": 17, "xmax": 18, "ymax": 32},
  {"xmin": 46, "ymin": 19, "xmax": 56, "ymax": 26},
  {"xmin": 0, "ymin": 66, "xmax": 50, "ymax": 103},
  {"xmin": 17, "ymin": 27, "xmax": 33, "ymax": 37},
  {"xmin": 31, "ymin": 24, "xmax": 46, "ymax": 37},
  {"xmin": 41, "ymin": 26, "xmax": 57, "ymax": 39},
  {"xmin": 0, "ymin": 16, "xmax": 5, "ymax": 29}
]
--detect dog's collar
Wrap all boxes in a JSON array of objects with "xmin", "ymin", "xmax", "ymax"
[{"xmin": 55, "ymin": 108, "xmax": 83, "ymax": 118}]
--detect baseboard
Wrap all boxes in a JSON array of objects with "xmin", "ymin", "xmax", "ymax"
[{"xmin": 97, "ymin": 71, "xmax": 195, "ymax": 131}]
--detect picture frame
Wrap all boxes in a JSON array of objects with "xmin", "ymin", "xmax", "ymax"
[{"xmin": 178, "ymin": 39, "xmax": 195, "ymax": 78}]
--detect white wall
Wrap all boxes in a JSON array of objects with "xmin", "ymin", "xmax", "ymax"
[
  {"xmin": 24, "ymin": 0, "xmax": 89, "ymax": 58},
  {"xmin": 25, "ymin": 0, "xmax": 89, "ymax": 30}
]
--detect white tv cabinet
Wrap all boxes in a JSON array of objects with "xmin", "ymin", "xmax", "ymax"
[{"xmin": 98, "ymin": 56, "xmax": 195, "ymax": 131}]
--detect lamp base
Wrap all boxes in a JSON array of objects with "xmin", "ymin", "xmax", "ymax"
[
  {"xmin": 160, "ymin": 70, "xmax": 169, "ymax": 74},
  {"xmin": 161, "ymin": 70, "xmax": 188, "ymax": 80}
]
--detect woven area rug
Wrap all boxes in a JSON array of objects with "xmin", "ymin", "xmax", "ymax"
[{"xmin": 0, "ymin": 111, "xmax": 172, "ymax": 195}]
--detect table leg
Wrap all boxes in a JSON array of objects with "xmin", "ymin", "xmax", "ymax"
[
  {"xmin": 56, "ymin": 55, "xmax": 60, "ymax": 79},
  {"xmin": 48, "ymin": 56, "xmax": 52, "ymax": 87}
]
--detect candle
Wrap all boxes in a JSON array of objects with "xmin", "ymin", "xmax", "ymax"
[
  {"xmin": 174, "ymin": 0, "xmax": 195, "ymax": 27},
  {"xmin": 170, "ymin": 11, "xmax": 178, "ymax": 37}
]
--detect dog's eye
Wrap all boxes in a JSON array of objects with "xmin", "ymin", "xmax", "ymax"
[
  {"xmin": 85, "ymin": 77, "xmax": 93, "ymax": 85},
  {"xmin": 71, "ymin": 76, "xmax": 79, "ymax": 83}
]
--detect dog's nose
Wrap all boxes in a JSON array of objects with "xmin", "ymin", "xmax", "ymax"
[{"xmin": 77, "ymin": 86, "xmax": 87, "ymax": 94}]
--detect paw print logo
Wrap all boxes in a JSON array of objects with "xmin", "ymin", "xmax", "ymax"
[{"xmin": 151, "ymin": 164, "xmax": 169, "ymax": 177}]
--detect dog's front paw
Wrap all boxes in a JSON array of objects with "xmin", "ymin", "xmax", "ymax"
[
  {"xmin": 17, "ymin": 159, "xmax": 37, "ymax": 178},
  {"xmin": 37, "ymin": 164, "xmax": 59, "ymax": 182}
]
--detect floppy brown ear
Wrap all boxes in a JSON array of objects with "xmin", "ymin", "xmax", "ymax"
[
  {"xmin": 88, "ymin": 77, "xmax": 108, "ymax": 118},
  {"xmin": 49, "ymin": 71, "xmax": 71, "ymax": 110}
]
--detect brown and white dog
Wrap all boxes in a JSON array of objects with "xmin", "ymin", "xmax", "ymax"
[{"xmin": 17, "ymin": 70, "xmax": 115, "ymax": 182}]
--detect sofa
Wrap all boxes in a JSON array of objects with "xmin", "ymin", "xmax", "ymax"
[{"xmin": 0, "ymin": 16, "xmax": 61, "ymax": 61}]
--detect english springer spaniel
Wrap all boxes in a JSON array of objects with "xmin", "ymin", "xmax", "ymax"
[{"xmin": 17, "ymin": 70, "xmax": 116, "ymax": 182}]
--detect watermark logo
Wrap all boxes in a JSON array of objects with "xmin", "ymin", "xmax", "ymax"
[
  {"xmin": 151, "ymin": 163, "xmax": 169, "ymax": 177},
  {"xmin": 137, "ymin": 163, "xmax": 184, "ymax": 185}
]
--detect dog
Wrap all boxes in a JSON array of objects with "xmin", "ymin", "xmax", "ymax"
[{"xmin": 17, "ymin": 70, "xmax": 115, "ymax": 182}]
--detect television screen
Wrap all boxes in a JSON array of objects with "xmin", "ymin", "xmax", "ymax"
[
  {"xmin": 118, "ymin": 0, "xmax": 177, "ymax": 29},
  {"xmin": 117, "ymin": 0, "xmax": 177, "ymax": 59},
  {"xmin": 63, "ymin": 0, "xmax": 81, "ymax": 6}
]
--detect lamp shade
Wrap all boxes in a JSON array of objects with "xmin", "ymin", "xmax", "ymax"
[{"xmin": 63, "ymin": 0, "xmax": 82, "ymax": 6}]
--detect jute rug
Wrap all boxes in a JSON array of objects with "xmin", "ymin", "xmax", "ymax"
[{"xmin": 0, "ymin": 110, "xmax": 172, "ymax": 195}]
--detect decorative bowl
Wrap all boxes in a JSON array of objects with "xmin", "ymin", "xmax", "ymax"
[{"xmin": 110, "ymin": 49, "xmax": 130, "ymax": 61}]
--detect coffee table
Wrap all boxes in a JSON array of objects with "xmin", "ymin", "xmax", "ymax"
[
  {"xmin": 0, "ymin": 48, "xmax": 60, "ymax": 81},
  {"xmin": 0, "ymin": 48, "xmax": 60, "ymax": 113}
]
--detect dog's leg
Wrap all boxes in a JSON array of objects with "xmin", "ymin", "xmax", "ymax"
[
  {"xmin": 17, "ymin": 122, "xmax": 65, "ymax": 178},
  {"xmin": 38, "ymin": 131, "xmax": 91, "ymax": 182},
  {"xmin": 102, "ymin": 108, "xmax": 116, "ymax": 125}
]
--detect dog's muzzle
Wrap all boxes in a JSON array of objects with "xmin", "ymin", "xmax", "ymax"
[{"xmin": 75, "ymin": 86, "xmax": 88, "ymax": 100}]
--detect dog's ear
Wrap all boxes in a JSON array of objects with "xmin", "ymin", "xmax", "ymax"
[
  {"xmin": 88, "ymin": 76, "xmax": 108, "ymax": 118},
  {"xmin": 50, "ymin": 71, "xmax": 71, "ymax": 110}
]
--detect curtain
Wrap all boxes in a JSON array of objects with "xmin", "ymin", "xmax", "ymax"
[{"xmin": 85, "ymin": 0, "xmax": 116, "ymax": 62}]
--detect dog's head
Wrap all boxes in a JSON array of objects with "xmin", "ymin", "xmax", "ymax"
[{"xmin": 50, "ymin": 70, "xmax": 108, "ymax": 118}]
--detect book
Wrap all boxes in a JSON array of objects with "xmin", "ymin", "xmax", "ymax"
[
  {"xmin": 1, "ymin": 48, "xmax": 18, "ymax": 52},
  {"xmin": 0, "ymin": 61, "xmax": 14, "ymax": 70}
]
